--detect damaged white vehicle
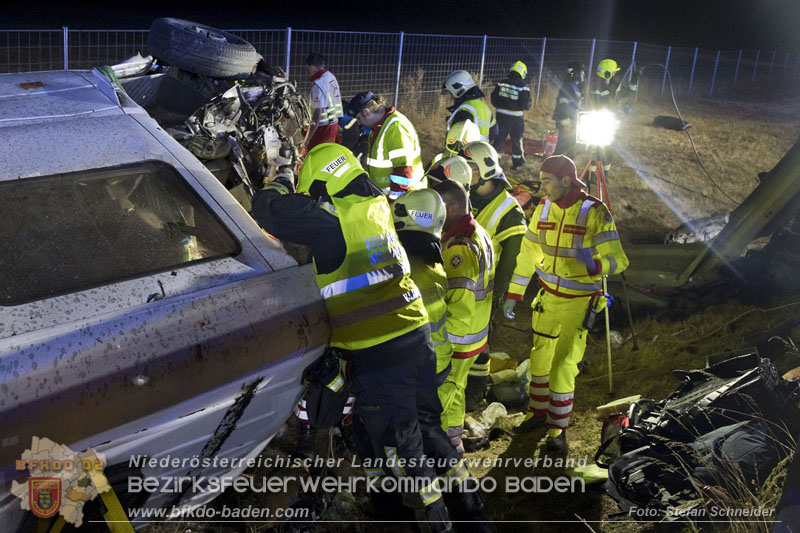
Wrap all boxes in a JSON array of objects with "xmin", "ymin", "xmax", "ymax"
[{"xmin": 0, "ymin": 65, "xmax": 327, "ymax": 529}]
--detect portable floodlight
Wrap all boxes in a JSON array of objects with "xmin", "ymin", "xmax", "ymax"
[{"xmin": 576, "ymin": 110, "xmax": 619, "ymax": 146}]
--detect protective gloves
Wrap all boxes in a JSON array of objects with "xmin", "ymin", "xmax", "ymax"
[
  {"xmin": 502, "ymin": 298, "xmax": 517, "ymax": 320},
  {"xmin": 577, "ymin": 248, "xmax": 599, "ymax": 275}
]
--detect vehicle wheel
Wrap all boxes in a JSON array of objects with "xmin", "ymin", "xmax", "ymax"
[{"xmin": 148, "ymin": 18, "xmax": 260, "ymax": 79}]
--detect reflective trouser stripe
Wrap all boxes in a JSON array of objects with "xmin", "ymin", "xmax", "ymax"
[
  {"xmin": 329, "ymin": 288, "xmax": 420, "ymax": 328},
  {"xmin": 547, "ymin": 390, "xmax": 574, "ymax": 429},
  {"xmin": 327, "ymin": 373, "xmax": 344, "ymax": 392},
  {"xmin": 364, "ymin": 467, "xmax": 385, "ymax": 480},
  {"xmin": 294, "ymin": 399, "xmax": 309, "ymax": 422},
  {"xmin": 468, "ymin": 359, "xmax": 490, "ymax": 377},
  {"xmin": 528, "ymin": 375, "xmax": 549, "ymax": 416},
  {"xmin": 447, "ymin": 426, "xmax": 465, "ymax": 455},
  {"xmin": 419, "ymin": 478, "xmax": 443, "ymax": 507},
  {"xmin": 384, "ymin": 446, "xmax": 407, "ymax": 477}
]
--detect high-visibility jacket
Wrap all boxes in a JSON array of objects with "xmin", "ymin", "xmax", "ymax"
[
  {"xmin": 447, "ymin": 98, "xmax": 495, "ymax": 140},
  {"xmin": 408, "ymin": 255, "xmax": 453, "ymax": 374},
  {"xmin": 366, "ymin": 109, "xmax": 425, "ymax": 194},
  {"xmin": 314, "ymin": 191, "xmax": 427, "ymax": 350},
  {"xmin": 442, "ymin": 215, "xmax": 496, "ymax": 358},
  {"xmin": 552, "ymin": 81, "xmax": 583, "ymax": 127},
  {"xmin": 309, "ymin": 70, "xmax": 344, "ymax": 126},
  {"xmin": 473, "ymin": 188, "xmax": 527, "ymax": 261},
  {"xmin": 507, "ymin": 189, "xmax": 629, "ymax": 300}
]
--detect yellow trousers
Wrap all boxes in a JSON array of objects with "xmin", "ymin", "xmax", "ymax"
[{"xmin": 438, "ymin": 353, "xmax": 478, "ymax": 453}]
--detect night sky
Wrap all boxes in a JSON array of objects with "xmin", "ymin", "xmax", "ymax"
[{"xmin": 5, "ymin": 0, "xmax": 800, "ymax": 51}]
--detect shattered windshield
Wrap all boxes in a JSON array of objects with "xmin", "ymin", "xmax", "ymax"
[{"xmin": 0, "ymin": 161, "xmax": 240, "ymax": 306}]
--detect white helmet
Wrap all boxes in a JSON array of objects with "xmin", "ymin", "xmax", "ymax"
[{"xmin": 442, "ymin": 70, "xmax": 476, "ymax": 98}]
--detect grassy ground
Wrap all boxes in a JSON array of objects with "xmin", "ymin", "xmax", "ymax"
[{"xmin": 142, "ymin": 95, "xmax": 800, "ymax": 532}]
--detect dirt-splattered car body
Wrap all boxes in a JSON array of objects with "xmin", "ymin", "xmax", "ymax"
[{"xmin": 0, "ymin": 69, "xmax": 328, "ymax": 528}]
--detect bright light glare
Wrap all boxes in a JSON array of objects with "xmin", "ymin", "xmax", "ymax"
[{"xmin": 576, "ymin": 111, "xmax": 619, "ymax": 146}]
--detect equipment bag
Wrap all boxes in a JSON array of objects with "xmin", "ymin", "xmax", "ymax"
[{"xmin": 301, "ymin": 348, "xmax": 350, "ymax": 428}]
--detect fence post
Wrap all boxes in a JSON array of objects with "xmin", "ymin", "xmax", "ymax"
[
  {"xmin": 394, "ymin": 32, "xmax": 404, "ymax": 108},
  {"xmin": 688, "ymin": 47, "xmax": 698, "ymax": 95},
  {"xmin": 62, "ymin": 26, "xmax": 69, "ymax": 70},
  {"xmin": 284, "ymin": 27, "xmax": 291, "ymax": 79},
  {"xmin": 661, "ymin": 46, "xmax": 671, "ymax": 99},
  {"xmin": 768, "ymin": 50, "xmax": 776, "ymax": 79},
  {"xmin": 709, "ymin": 50, "xmax": 720, "ymax": 97},
  {"xmin": 535, "ymin": 37, "xmax": 546, "ymax": 106},
  {"xmin": 752, "ymin": 49, "xmax": 760, "ymax": 84},
  {"xmin": 478, "ymin": 34, "xmax": 487, "ymax": 87},
  {"xmin": 631, "ymin": 41, "xmax": 637, "ymax": 68},
  {"xmin": 733, "ymin": 49, "xmax": 742, "ymax": 89},
  {"xmin": 586, "ymin": 38, "xmax": 596, "ymax": 99}
]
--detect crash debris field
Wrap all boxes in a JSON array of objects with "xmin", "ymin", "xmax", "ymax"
[{"xmin": 141, "ymin": 97, "xmax": 800, "ymax": 532}]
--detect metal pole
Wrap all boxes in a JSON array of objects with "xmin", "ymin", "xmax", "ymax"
[
  {"xmin": 284, "ymin": 27, "xmax": 291, "ymax": 79},
  {"xmin": 478, "ymin": 34, "xmax": 487, "ymax": 87},
  {"xmin": 688, "ymin": 47, "xmax": 698, "ymax": 95},
  {"xmin": 631, "ymin": 41, "xmax": 639, "ymax": 104},
  {"xmin": 631, "ymin": 41, "xmax": 638, "ymax": 69},
  {"xmin": 393, "ymin": 32, "xmax": 404, "ymax": 108},
  {"xmin": 733, "ymin": 49, "xmax": 742, "ymax": 89},
  {"xmin": 535, "ymin": 37, "xmax": 546, "ymax": 106},
  {"xmin": 661, "ymin": 46, "xmax": 671, "ymax": 99},
  {"xmin": 603, "ymin": 276, "xmax": 613, "ymax": 395},
  {"xmin": 768, "ymin": 50, "xmax": 776, "ymax": 79},
  {"xmin": 752, "ymin": 49, "xmax": 760, "ymax": 84},
  {"xmin": 709, "ymin": 50, "xmax": 720, "ymax": 97},
  {"xmin": 62, "ymin": 26, "xmax": 69, "ymax": 70},
  {"xmin": 586, "ymin": 38, "xmax": 596, "ymax": 101}
]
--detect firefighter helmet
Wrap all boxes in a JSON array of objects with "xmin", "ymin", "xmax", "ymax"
[
  {"xmin": 596, "ymin": 58, "xmax": 620, "ymax": 79},
  {"xmin": 297, "ymin": 143, "xmax": 365, "ymax": 198},
  {"xmin": 445, "ymin": 119, "xmax": 481, "ymax": 155},
  {"xmin": 392, "ymin": 188, "xmax": 446, "ymax": 239},
  {"xmin": 442, "ymin": 70, "xmax": 477, "ymax": 98},
  {"xmin": 426, "ymin": 156, "xmax": 472, "ymax": 189},
  {"xmin": 510, "ymin": 61, "xmax": 528, "ymax": 79},
  {"xmin": 463, "ymin": 141, "xmax": 510, "ymax": 188}
]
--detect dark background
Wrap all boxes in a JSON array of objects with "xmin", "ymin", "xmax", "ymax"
[{"xmin": 5, "ymin": 0, "xmax": 800, "ymax": 51}]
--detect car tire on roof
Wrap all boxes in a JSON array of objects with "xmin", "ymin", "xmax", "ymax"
[{"xmin": 147, "ymin": 18, "xmax": 260, "ymax": 79}]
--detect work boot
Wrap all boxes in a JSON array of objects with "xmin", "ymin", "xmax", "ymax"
[
  {"xmin": 337, "ymin": 422, "xmax": 358, "ymax": 456},
  {"xmin": 544, "ymin": 430, "xmax": 568, "ymax": 453},
  {"xmin": 464, "ymin": 375, "xmax": 489, "ymax": 412},
  {"xmin": 297, "ymin": 421, "xmax": 317, "ymax": 459},
  {"xmin": 512, "ymin": 158, "xmax": 526, "ymax": 169},
  {"xmin": 514, "ymin": 414, "xmax": 546, "ymax": 434}
]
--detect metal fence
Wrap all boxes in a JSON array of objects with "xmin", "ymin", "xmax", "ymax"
[{"xmin": 2, "ymin": 26, "xmax": 798, "ymax": 107}]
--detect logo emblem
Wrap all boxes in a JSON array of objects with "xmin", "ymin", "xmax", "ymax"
[
  {"xmin": 450, "ymin": 254, "xmax": 462, "ymax": 268},
  {"xmin": 29, "ymin": 478, "xmax": 61, "ymax": 518}
]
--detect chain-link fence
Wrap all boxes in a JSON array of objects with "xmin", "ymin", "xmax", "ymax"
[{"xmin": 1, "ymin": 26, "xmax": 797, "ymax": 107}]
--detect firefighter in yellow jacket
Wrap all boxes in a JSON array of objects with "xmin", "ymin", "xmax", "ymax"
[
  {"xmin": 432, "ymin": 179, "xmax": 496, "ymax": 454},
  {"xmin": 503, "ymin": 155, "xmax": 628, "ymax": 452}
]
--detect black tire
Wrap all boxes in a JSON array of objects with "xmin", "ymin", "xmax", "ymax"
[{"xmin": 148, "ymin": 18, "xmax": 260, "ymax": 79}]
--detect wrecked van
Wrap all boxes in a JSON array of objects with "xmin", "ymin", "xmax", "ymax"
[{"xmin": 0, "ymin": 68, "xmax": 328, "ymax": 528}]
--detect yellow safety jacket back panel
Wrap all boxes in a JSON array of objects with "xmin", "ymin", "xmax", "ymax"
[
  {"xmin": 474, "ymin": 189, "xmax": 526, "ymax": 266},
  {"xmin": 315, "ymin": 193, "xmax": 427, "ymax": 349},
  {"xmin": 507, "ymin": 192, "xmax": 629, "ymax": 299}
]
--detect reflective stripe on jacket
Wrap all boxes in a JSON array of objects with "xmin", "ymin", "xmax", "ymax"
[
  {"xmin": 310, "ymin": 70, "xmax": 344, "ymax": 126},
  {"xmin": 474, "ymin": 189, "xmax": 526, "ymax": 263},
  {"xmin": 507, "ymin": 191, "xmax": 629, "ymax": 299},
  {"xmin": 446, "ymin": 98, "xmax": 495, "ymax": 140},
  {"xmin": 314, "ymin": 193, "xmax": 427, "ymax": 349},
  {"xmin": 366, "ymin": 110, "xmax": 425, "ymax": 194},
  {"xmin": 409, "ymin": 255, "xmax": 453, "ymax": 374},
  {"xmin": 442, "ymin": 216, "xmax": 496, "ymax": 358}
]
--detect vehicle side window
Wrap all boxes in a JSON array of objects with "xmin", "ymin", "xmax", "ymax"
[{"xmin": 0, "ymin": 161, "xmax": 241, "ymax": 306}]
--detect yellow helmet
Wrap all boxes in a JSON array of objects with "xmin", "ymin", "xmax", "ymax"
[
  {"xmin": 597, "ymin": 58, "xmax": 620, "ymax": 79},
  {"xmin": 392, "ymin": 189, "xmax": 446, "ymax": 239},
  {"xmin": 445, "ymin": 119, "xmax": 481, "ymax": 156},
  {"xmin": 510, "ymin": 61, "xmax": 527, "ymax": 79},
  {"xmin": 463, "ymin": 141, "xmax": 510, "ymax": 188},
  {"xmin": 297, "ymin": 143, "xmax": 366, "ymax": 198},
  {"xmin": 426, "ymin": 156, "xmax": 472, "ymax": 189}
]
